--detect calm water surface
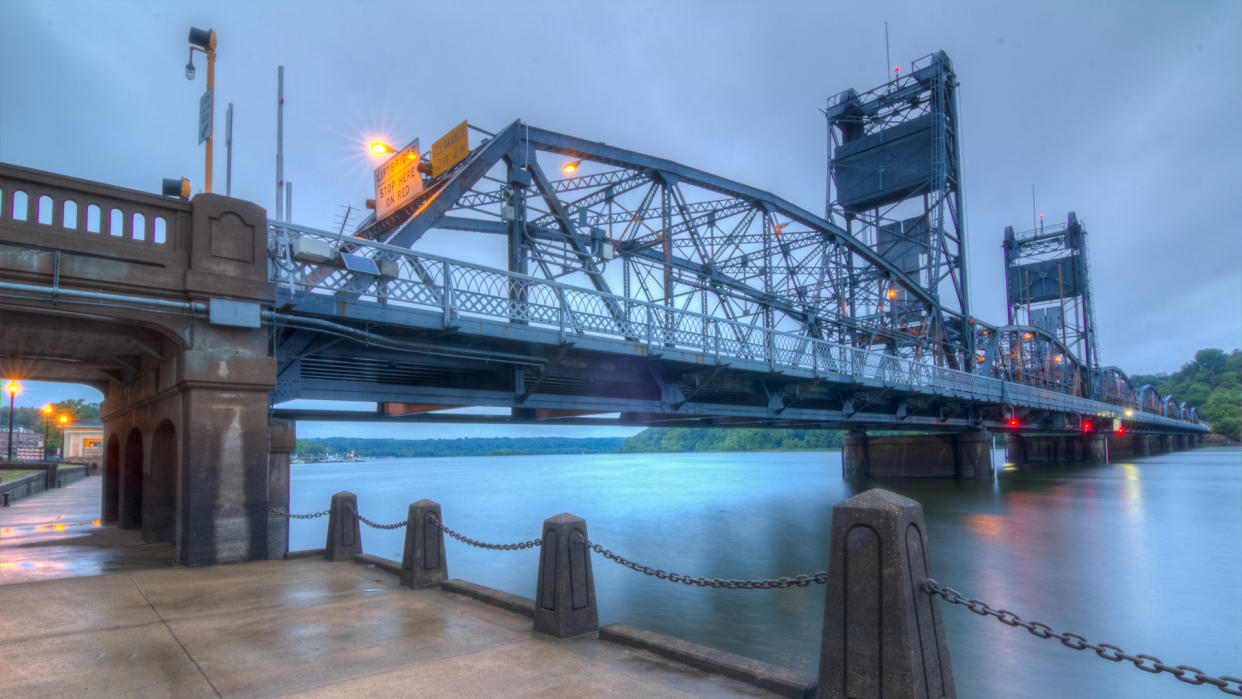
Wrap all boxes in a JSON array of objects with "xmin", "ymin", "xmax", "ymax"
[{"xmin": 289, "ymin": 447, "xmax": 1241, "ymax": 698}]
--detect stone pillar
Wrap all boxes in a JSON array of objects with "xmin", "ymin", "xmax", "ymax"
[
  {"xmin": 401, "ymin": 499, "xmax": 447, "ymax": 589},
  {"xmin": 842, "ymin": 432, "xmax": 992, "ymax": 480},
  {"xmin": 325, "ymin": 491, "xmax": 362, "ymax": 561},
  {"xmin": 267, "ymin": 418, "xmax": 295, "ymax": 560},
  {"xmin": 842, "ymin": 432, "xmax": 869, "ymax": 478},
  {"xmin": 533, "ymin": 513, "xmax": 598, "ymax": 638},
  {"xmin": 818, "ymin": 489, "xmax": 955, "ymax": 698}
]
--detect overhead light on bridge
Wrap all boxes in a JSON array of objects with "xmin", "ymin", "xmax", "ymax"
[
  {"xmin": 1023, "ymin": 332, "xmax": 1033, "ymax": 340},
  {"xmin": 369, "ymin": 141, "xmax": 396, "ymax": 156},
  {"xmin": 1081, "ymin": 420, "xmax": 1094, "ymax": 432},
  {"xmin": 1053, "ymin": 354, "xmax": 1063, "ymax": 363},
  {"xmin": 5, "ymin": 381, "xmax": 18, "ymax": 397},
  {"xmin": 1007, "ymin": 418, "xmax": 1020, "ymax": 429},
  {"xmin": 162, "ymin": 177, "xmax": 191, "ymax": 199},
  {"xmin": 1125, "ymin": 409, "xmax": 1134, "ymax": 417},
  {"xmin": 562, "ymin": 160, "xmax": 581, "ymax": 175},
  {"xmin": 886, "ymin": 288, "xmax": 898, "ymax": 299}
]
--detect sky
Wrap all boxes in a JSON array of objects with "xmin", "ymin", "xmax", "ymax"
[{"xmin": 2, "ymin": 0, "xmax": 1239, "ymax": 439}]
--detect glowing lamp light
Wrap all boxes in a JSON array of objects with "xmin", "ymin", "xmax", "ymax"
[
  {"xmin": 58, "ymin": 414, "xmax": 70, "ymax": 425},
  {"xmin": 1116, "ymin": 425, "xmax": 1127, "ymax": 436},
  {"xmin": 1125, "ymin": 409, "xmax": 1134, "ymax": 417},
  {"xmin": 1007, "ymin": 418, "xmax": 1020, "ymax": 428},
  {"xmin": 886, "ymin": 288, "xmax": 898, "ymax": 299},
  {"xmin": 562, "ymin": 160, "xmax": 581, "ymax": 175},
  {"xmin": 369, "ymin": 141, "xmax": 395, "ymax": 156},
  {"xmin": 6, "ymin": 381, "xmax": 19, "ymax": 396},
  {"xmin": 42, "ymin": 405, "xmax": 53, "ymax": 415},
  {"xmin": 1053, "ymin": 354, "xmax": 1063, "ymax": 363},
  {"xmin": 1023, "ymin": 332, "xmax": 1033, "ymax": 340},
  {"xmin": 1081, "ymin": 420, "xmax": 1094, "ymax": 432}
]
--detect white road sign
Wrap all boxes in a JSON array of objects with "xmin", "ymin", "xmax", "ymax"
[
  {"xmin": 373, "ymin": 139, "xmax": 423, "ymax": 220},
  {"xmin": 198, "ymin": 89, "xmax": 212, "ymax": 145}
]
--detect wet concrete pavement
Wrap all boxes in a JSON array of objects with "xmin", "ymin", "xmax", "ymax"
[
  {"xmin": 0, "ymin": 475, "xmax": 174, "ymax": 584},
  {"xmin": 0, "ymin": 475, "xmax": 784, "ymax": 697}
]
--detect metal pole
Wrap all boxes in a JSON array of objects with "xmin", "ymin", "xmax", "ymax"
[
  {"xmin": 276, "ymin": 66, "xmax": 284, "ymax": 220},
  {"xmin": 6, "ymin": 392, "xmax": 13, "ymax": 461},
  {"xmin": 43, "ymin": 414, "xmax": 49, "ymax": 460},
  {"xmin": 285, "ymin": 181, "xmax": 292, "ymax": 222},
  {"xmin": 205, "ymin": 43, "xmax": 215, "ymax": 193},
  {"xmin": 225, "ymin": 102, "xmax": 233, "ymax": 196}
]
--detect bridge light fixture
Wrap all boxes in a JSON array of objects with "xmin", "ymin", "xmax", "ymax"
[
  {"xmin": 1022, "ymin": 332, "xmax": 1033, "ymax": 340},
  {"xmin": 1007, "ymin": 418, "xmax": 1020, "ymax": 429},
  {"xmin": 562, "ymin": 160, "xmax": 581, "ymax": 175},
  {"xmin": 1081, "ymin": 420, "xmax": 1094, "ymax": 432},
  {"xmin": 1053, "ymin": 354, "xmax": 1063, "ymax": 363},
  {"xmin": 1124, "ymin": 409, "xmax": 1134, "ymax": 417},
  {"xmin": 1116, "ymin": 424, "xmax": 1126, "ymax": 436},
  {"xmin": 886, "ymin": 288, "xmax": 897, "ymax": 299},
  {"xmin": 369, "ymin": 141, "xmax": 395, "ymax": 156},
  {"xmin": 162, "ymin": 177, "xmax": 191, "ymax": 199}
]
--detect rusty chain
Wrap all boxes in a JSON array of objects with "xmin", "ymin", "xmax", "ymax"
[
  {"xmin": 357, "ymin": 514, "xmax": 406, "ymax": 530},
  {"xmin": 267, "ymin": 507, "xmax": 329, "ymax": 520},
  {"xmin": 582, "ymin": 537, "xmax": 828, "ymax": 589},
  {"xmin": 923, "ymin": 579, "xmax": 1242, "ymax": 696},
  {"xmin": 428, "ymin": 514, "xmax": 541, "ymax": 551}
]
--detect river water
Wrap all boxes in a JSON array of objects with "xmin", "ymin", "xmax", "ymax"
[{"xmin": 288, "ymin": 446, "xmax": 1241, "ymax": 698}]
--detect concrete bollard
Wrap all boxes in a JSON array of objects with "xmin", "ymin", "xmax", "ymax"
[
  {"xmin": 401, "ymin": 499, "xmax": 447, "ymax": 588},
  {"xmin": 324, "ymin": 491, "xmax": 362, "ymax": 561},
  {"xmin": 533, "ymin": 513, "xmax": 598, "ymax": 638},
  {"xmin": 819, "ymin": 488, "xmax": 955, "ymax": 699}
]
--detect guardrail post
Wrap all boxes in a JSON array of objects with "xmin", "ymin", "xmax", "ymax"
[
  {"xmin": 818, "ymin": 488, "xmax": 955, "ymax": 698},
  {"xmin": 325, "ymin": 491, "xmax": 362, "ymax": 561},
  {"xmin": 533, "ymin": 513, "xmax": 598, "ymax": 638},
  {"xmin": 401, "ymin": 499, "xmax": 447, "ymax": 588},
  {"xmin": 441, "ymin": 260, "xmax": 453, "ymax": 328}
]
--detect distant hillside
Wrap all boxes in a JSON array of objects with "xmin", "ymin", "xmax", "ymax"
[
  {"xmin": 293, "ymin": 436, "xmax": 626, "ymax": 459},
  {"xmin": 1131, "ymin": 348, "xmax": 1240, "ymax": 442},
  {"xmin": 620, "ymin": 428, "xmax": 843, "ymax": 453}
]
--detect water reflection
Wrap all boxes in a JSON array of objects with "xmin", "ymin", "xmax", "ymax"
[{"xmin": 290, "ymin": 448, "xmax": 1241, "ymax": 698}]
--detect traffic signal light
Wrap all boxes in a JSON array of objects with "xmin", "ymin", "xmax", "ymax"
[{"xmin": 162, "ymin": 177, "xmax": 191, "ymax": 199}]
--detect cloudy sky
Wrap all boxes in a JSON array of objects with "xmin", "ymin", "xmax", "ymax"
[{"xmin": 2, "ymin": 0, "xmax": 1239, "ymax": 438}]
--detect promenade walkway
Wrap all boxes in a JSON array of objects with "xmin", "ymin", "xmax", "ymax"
[
  {"xmin": 0, "ymin": 478, "xmax": 791, "ymax": 697},
  {"xmin": 0, "ymin": 475, "xmax": 174, "ymax": 585}
]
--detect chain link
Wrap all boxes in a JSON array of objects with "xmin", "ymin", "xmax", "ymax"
[
  {"xmin": 428, "ymin": 515, "xmax": 541, "ymax": 551},
  {"xmin": 923, "ymin": 579, "xmax": 1242, "ymax": 696},
  {"xmin": 267, "ymin": 507, "xmax": 329, "ymax": 520},
  {"xmin": 582, "ymin": 538, "xmax": 828, "ymax": 589},
  {"xmin": 357, "ymin": 514, "xmax": 406, "ymax": 530}
]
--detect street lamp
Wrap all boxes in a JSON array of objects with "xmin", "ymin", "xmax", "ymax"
[
  {"xmin": 561, "ymin": 160, "xmax": 581, "ymax": 175},
  {"xmin": 369, "ymin": 141, "xmax": 396, "ymax": 156},
  {"xmin": 184, "ymin": 26, "xmax": 218, "ymax": 193},
  {"xmin": 57, "ymin": 414, "xmax": 71, "ymax": 461},
  {"xmin": 42, "ymin": 404, "xmax": 53, "ymax": 460},
  {"xmin": 5, "ymin": 381, "xmax": 19, "ymax": 461}
]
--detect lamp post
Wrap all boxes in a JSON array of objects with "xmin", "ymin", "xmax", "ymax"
[
  {"xmin": 5, "ymin": 381, "xmax": 19, "ymax": 461},
  {"xmin": 57, "ymin": 414, "xmax": 71, "ymax": 461},
  {"xmin": 185, "ymin": 27, "xmax": 218, "ymax": 193},
  {"xmin": 42, "ymin": 404, "xmax": 53, "ymax": 460}
]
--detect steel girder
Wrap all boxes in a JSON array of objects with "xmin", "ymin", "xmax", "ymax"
[{"xmin": 349, "ymin": 119, "xmax": 954, "ymax": 361}]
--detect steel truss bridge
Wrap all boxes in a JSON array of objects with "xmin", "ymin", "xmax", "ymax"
[{"xmin": 266, "ymin": 119, "xmax": 1202, "ymax": 435}]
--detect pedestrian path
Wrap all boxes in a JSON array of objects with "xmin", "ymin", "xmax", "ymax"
[{"xmin": 0, "ymin": 475, "xmax": 174, "ymax": 585}]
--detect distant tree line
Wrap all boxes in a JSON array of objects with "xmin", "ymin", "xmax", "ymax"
[
  {"xmin": 1131, "ymin": 348, "xmax": 1240, "ymax": 442},
  {"xmin": 293, "ymin": 436, "xmax": 627, "ymax": 458},
  {"xmin": 619, "ymin": 428, "xmax": 843, "ymax": 453}
]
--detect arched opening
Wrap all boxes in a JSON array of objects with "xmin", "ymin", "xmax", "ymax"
[
  {"xmin": 120, "ymin": 428, "xmax": 143, "ymax": 529},
  {"xmin": 144, "ymin": 420, "xmax": 177, "ymax": 544},
  {"xmin": 103, "ymin": 434, "xmax": 120, "ymax": 524}
]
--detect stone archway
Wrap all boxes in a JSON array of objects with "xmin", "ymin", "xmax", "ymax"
[
  {"xmin": 103, "ymin": 434, "xmax": 120, "ymax": 523},
  {"xmin": 120, "ymin": 428, "xmax": 143, "ymax": 530},
  {"xmin": 144, "ymin": 420, "xmax": 177, "ymax": 543}
]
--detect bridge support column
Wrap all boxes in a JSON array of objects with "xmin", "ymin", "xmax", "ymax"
[
  {"xmin": 842, "ymin": 431, "xmax": 993, "ymax": 480},
  {"xmin": 267, "ymin": 418, "xmax": 295, "ymax": 560},
  {"xmin": 1006, "ymin": 434, "xmax": 1108, "ymax": 465}
]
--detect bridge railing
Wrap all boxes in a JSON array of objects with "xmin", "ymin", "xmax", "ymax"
[
  {"xmin": 1, "ymin": 163, "xmax": 188, "ymax": 268},
  {"xmin": 267, "ymin": 221, "xmax": 1199, "ymax": 429}
]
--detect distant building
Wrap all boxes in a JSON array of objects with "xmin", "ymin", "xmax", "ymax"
[
  {"xmin": 63, "ymin": 419, "xmax": 104, "ymax": 461},
  {"xmin": 1, "ymin": 427, "xmax": 44, "ymax": 461}
]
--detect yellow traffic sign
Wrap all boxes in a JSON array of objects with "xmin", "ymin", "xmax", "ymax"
[
  {"xmin": 431, "ymin": 121, "xmax": 469, "ymax": 177},
  {"xmin": 373, "ymin": 139, "xmax": 423, "ymax": 220}
]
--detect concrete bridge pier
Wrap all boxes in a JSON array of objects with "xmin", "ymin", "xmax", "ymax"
[
  {"xmin": 1005, "ymin": 434, "xmax": 1108, "ymax": 465},
  {"xmin": 843, "ymin": 431, "xmax": 993, "ymax": 480}
]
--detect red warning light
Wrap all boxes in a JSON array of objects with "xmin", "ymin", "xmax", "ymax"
[
  {"xmin": 894, "ymin": 66, "xmax": 900, "ymax": 72},
  {"xmin": 1007, "ymin": 418, "xmax": 1020, "ymax": 429},
  {"xmin": 1081, "ymin": 421, "xmax": 1094, "ymax": 432},
  {"xmin": 1116, "ymin": 425, "xmax": 1126, "ymax": 436}
]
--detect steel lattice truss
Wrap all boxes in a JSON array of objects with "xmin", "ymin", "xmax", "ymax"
[
  {"xmin": 823, "ymin": 51, "xmax": 973, "ymax": 368},
  {"xmin": 346, "ymin": 121, "xmax": 948, "ymax": 369}
]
